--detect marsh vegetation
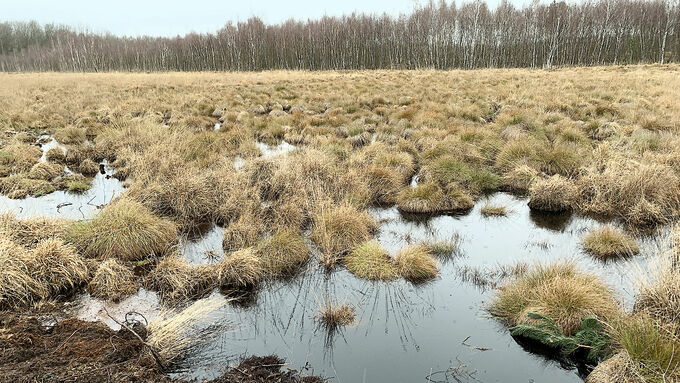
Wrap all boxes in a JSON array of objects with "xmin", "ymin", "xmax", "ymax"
[{"xmin": 0, "ymin": 66, "xmax": 679, "ymax": 382}]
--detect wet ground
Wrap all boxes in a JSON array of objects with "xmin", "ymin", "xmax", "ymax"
[
  {"xmin": 1, "ymin": 138, "xmax": 668, "ymax": 382},
  {"xmin": 167, "ymin": 193, "xmax": 668, "ymax": 383}
]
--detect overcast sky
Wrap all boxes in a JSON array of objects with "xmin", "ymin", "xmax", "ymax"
[{"xmin": 0, "ymin": 0, "xmax": 530, "ymax": 37}]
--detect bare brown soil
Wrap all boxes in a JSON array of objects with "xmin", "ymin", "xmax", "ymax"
[{"xmin": 0, "ymin": 313, "xmax": 322, "ymax": 383}]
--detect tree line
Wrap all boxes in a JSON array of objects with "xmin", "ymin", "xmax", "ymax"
[{"xmin": 0, "ymin": 0, "xmax": 678, "ymax": 72}]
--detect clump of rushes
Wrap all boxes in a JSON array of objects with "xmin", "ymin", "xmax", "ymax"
[
  {"xmin": 528, "ymin": 175, "xmax": 577, "ymax": 212},
  {"xmin": 480, "ymin": 204, "xmax": 509, "ymax": 217},
  {"xmin": 316, "ymin": 300, "xmax": 356, "ymax": 329},
  {"xmin": 311, "ymin": 203, "xmax": 377, "ymax": 267},
  {"xmin": 582, "ymin": 226, "xmax": 639, "ymax": 260},
  {"xmin": 344, "ymin": 241, "xmax": 398, "ymax": 281},
  {"xmin": 146, "ymin": 256, "xmax": 215, "ymax": 302},
  {"xmin": 216, "ymin": 248, "xmax": 264, "ymax": 288},
  {"xmin": 395, "ymin": 244, "xmax": 439, "ymax": 283},
  {"xmin": 256, "ymin": 230, "xmax": 309, "ymax": 277},
  {"xmin": 490, "ymin": 262, "xmax": 620, "ymax": 336},
  {"xmin": 87, "ymin": 259, "xmax": 137, "ymax": 302},
  {"xmin": 396, "ymin": 182, "xmax": 473, "ymax": 214},
  {"xmin": 66, "ymin": 198, "xmax": 177, "ymax": 261}
]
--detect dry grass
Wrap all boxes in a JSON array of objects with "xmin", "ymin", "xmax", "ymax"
[
  {"xmin": 0, "ymin": 213, "xmax": 68, "ymax": 247},
  {"xmin": 344, "ymin": 241, "xmax": 398, "ymax": 281},
  {"xmin": 528, "ymin": 175, "xmax": 577, "ymax": 212},
  {"xmin": 480, "ymin": 204, "xmax": 509, "ymax": 217},
  {"xmin": 147, "ymin": 297, "xmax": 226, "ymax": 366},
  {"xmin": 66, "ymin": 198, "xmax": 177, "ymax": 261},
  {"xmin": 87, "ymin": 259, "xmax": 138, "ymax": 302},
  {"xmin": 490, "ymin": 262, "xmax": 620, "ymax": 336},
  {"xmin": 145, "ymin": 256, "xmax": 216, "ymax": 302},
  {"xmin": 396, "ymin": 182, "xmax": 473, "ymax": 214},
  {"xmin": 316, "ymin": 300, "xmax": 356, "ymax": 329},
  {"xmin": 582, "ymin": 226, "xmax": 639, "ymax": 260},
  {"xmin": 27, "ymin": 238, "xmax": 89, "ymax": 297},
  {"xmin": 216, "ymin": 248, "xmax": 264, "ymax": 288},
  {"xmin": 311, "ymin": 203, "xmax": 376, "ymax": 267},
  {"xmin": 395, "ymin": 244, "xmax": 439, "ymax": 283},
  {"xmin": 256, "ymin": 230, "xmax": 309, "ymax": 277}
]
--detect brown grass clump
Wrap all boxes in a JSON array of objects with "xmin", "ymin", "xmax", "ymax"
[
  {"xmin": 256, "ymin": 230, "xmax": 309, "ymax": 277},
  {"xmin": 0, "ymin": 236, "xmax": 46, "ymax": 307},
  {"xmin": 45, "ymin": 147, "xmax": 66, "ymax": 163},
  {"xmin": 316, "ymin": 300, "xmax": 356, "ymax": 329},
  {"xmin": 585, "ymin": 351, "xmax": 645, "ymax": 383},
  {"xmin": 480, "ymin": 204, "xmax": 509, "ymax": 217},
  {"xmin": 78, "ymin": 158, "xmax": 100, "ymax": 176},
  {"xmin": 490, "ymin": 262, "xmax": 620, "ymax": 336},
  {"xmin": 311, "ymin": 203, "xmax": 377, "ymax": 267},
  {"xmin": 146, "ymin": 256, "xmax": 215, "ymax": 302},
  {"xmin": 0, "ymin": 213, "xmax": 68, "ymax": 247},
  {"xmin": 66, "ymin": 198, "xmax": 177, "ymax": 261},
  {"xmin": 54, "ymin": 126, "xmax": 86, "ymax": 144},
  {"xmin": 634, "ymin": 249, "xmax": 680, "ymax": 324},
  {"xmin": 0, "ymin": 174, "xmax": 55, "ymax": 198},
  {"xmin": 87, "ymin": 259, "xmax": 138, "ymax": 302},
  {"xmin": 395, "ymin": 244, "xmax": 439, "ymax": 283},
  {"xmin": 528, "ymin": 175, "xmax": 577, "ymax": 212},
  {"xmin": 578, "ymin": 160, "xmax": 680, "ymax": 225},
  {"xmin": 222, "ymin": 212, "xmax": 265, "ymax": 252},
  {"xmin": 27, "ymin": 238, "xmax": 89, "ymax": 297},
  {"xmin": 396, "ymin": 182, "xmax": 473, "ymax": 214},
  {"xmin": 582, "ymin": 226, "xmax": 639, "ymax": 260},
  {"xmin": 502, "ymin": 165, "xmax": 539, "ymax": 194},
  {"xmin": 216, "ymin": 248, "xmax": 264, "ymax": 288},
  {"xmin": 344, "ymin": 241, "xmax": 399, "ymax": 281},
  {"xmin": 27, "ymin": 162, "xmax": 64, "ymax": 180},
  {"xmin": 1, "ymin": 142, "xmax": 41, "ymax": 172}
]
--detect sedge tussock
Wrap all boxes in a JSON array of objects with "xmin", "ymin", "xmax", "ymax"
[
  {"xmin": 316, "ymin": 300, "xmax": 356, "ymax": 329},
  {"xmin": 344, "ymin": 241, "xmax": 398, "ymax": 281},
  {"xmin": 490, "ymin": 261, "xmax": 620, "ymax": 336},
  {"xmin": 480, "ymin": 204, "xmax": 509, "ymax": 217},
  {"xmin": 581, "ymin": 226, "xmax": 639, "ymax": 260},
  {"xmin": 216, "ymin": 248, "xmax": 264, "ymax": 288},
  {"xmin": 87, "ymin": 258, "xmax": 138, "ymax": 302},
  {"xmin": 311, "ymin": 203, "xmax": 377, "ymax": 267},
  {"xmin": 395, "ymin": 244, "xmax": 439, "ymax": 283},
  {"xmin": 146, "ymin": 256, "xmax": 216, "ymax": 302},
  {"xmin": 528, "ymin": 175, "xmax": 577, "ymax": 212},
  {"xmin": 66, "ymin": 198, "xmax": 178, "ymax": 261},
  {"xmin": 256, "ymin": 230, "xmax": 309, "ymax": 277},
  {"xmin": 396, "ymin": 182, "xmax": 473, "ymax": 214}
]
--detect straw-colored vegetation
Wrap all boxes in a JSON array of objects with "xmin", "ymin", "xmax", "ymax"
[
  {"xmin": 480, "ymin": 203, "xmax": 509, "ymax": 217},
  {"xmin": 1, "ymin": 67, "xmax": 680, "ymax": 381},
  {"xmin": 66, "ymin": 198, "xmax": 177, "ymax": 261},
  {"xmin": 490, "ymin": 262, "xmax": 620, "ymax": 336},
  {"xmin": 582, "ymin": 226, "xmax": 639, "ymax": 260},
  {"xmin": 316, "ymin": 300, "xmax": 356, "ymax": 329}
]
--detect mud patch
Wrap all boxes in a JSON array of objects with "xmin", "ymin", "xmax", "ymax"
[{"xmin": 71, "ymin": 288, "xmax": 161, "ymax": 330}]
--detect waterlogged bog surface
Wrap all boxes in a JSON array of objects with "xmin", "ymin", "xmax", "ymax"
[{"xmin": 171, "ymin": 192, "xmax": 668, "ymax": 383}]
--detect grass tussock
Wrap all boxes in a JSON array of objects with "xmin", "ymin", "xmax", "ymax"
[
  {"xmin": 396, "ymin": 182, "xmax": 473, "ymax": 214},
  {"xmin": 395, "ymin": 244, "xmax": 439, "ymax": 283},
  {"xmin": 0, "ymin": 213, "xmax": 68, "ymax": 247},
  {"xmin": 582, "ymin": 226, "xmax": 639, "ymax": 260},
  {"xmin": 316, "ymin": 300, "xmax": 356, "ymax": 329},
  {"xmin": 490, "ymin": 262, "xmax": 620, "ymax": 336},
  {"xmin": 311, "ymin": 203, "xmax": 376, "ymax": 267},
  {"xmin": 87, "ymin": 259, "xmax": 138, "ymax": 302},
  {"xmin": 216, "ymin": 248, "xmax": 264, "ymax": 288},
  {"xmin": 256, "ymin": 230, "xmax": 309, "ymax": 277},
  {"xmin": 528, "ymin": 175, "xmax": 577, "ymax": 212},
  {"xmin": 145, "ymin": 256, "xmax": 215, "ymax": 302},
  {"xmin": 480, "ymin": 204, "xmax": 509, "ymax": 217},
  {"xmin": 66, "ymin": 198, "xmax": 177, "ymax": 261},
  {"xmin": 344, "ymin": 241, "xmax": 398, "ymax": 281}
]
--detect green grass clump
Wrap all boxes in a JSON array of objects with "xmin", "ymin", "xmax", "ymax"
[
  {"xmin": 427, "ymin": 157, "xmax": 500, "ymax": 194},
  {"xmin": 0, "ymin": 174, "xmax": 55, "ymax": 198},
  {"xmin": 66, "ymin": 177, "xmax": 92, "ymax": 194},
  {"xmin": 344, "ymin": 241, "xmax": 398, "ymax": 281},
  {"xmin": 66, "ymin": 198, "xmax": 177, "ymax": 261},
  {"xmin": 490, "ymin": 262, "xmax": 620, "ymax": 336},
  {"xmin": 256, "ymin": 230, "xmax": 309, "ymax": 277},
  {"xmin": 396, "ymin": 182, "xmax": 473, "ymax": 214},
  {"xmin": 582, "ymin": 226, "xmax": 639, "ymax": 260},
  {"xmin": 395, "ymin": 244, "xmax": 439, "ymax": 282}
]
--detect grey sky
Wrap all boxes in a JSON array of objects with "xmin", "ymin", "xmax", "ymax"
[{"xmin": 0, "ymin": 0, "xmax": 527, "ymax": 37}]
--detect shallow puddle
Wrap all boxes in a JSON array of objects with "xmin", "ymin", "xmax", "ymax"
[
  {"xmin": 171, "ymin": 192, "xmax": 668, "ymax": 382},
  {"xmin": 0, "ymin": 160, "xmax": 126, "ymax": 219},
  {"xmin": 72, "ymin": 288, "xmax": 161, "ymax": 330}
]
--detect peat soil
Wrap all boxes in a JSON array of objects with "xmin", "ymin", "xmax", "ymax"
[{"xmin": 0, "ymin": 312, "xmax": 323, "ymax": 383}]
